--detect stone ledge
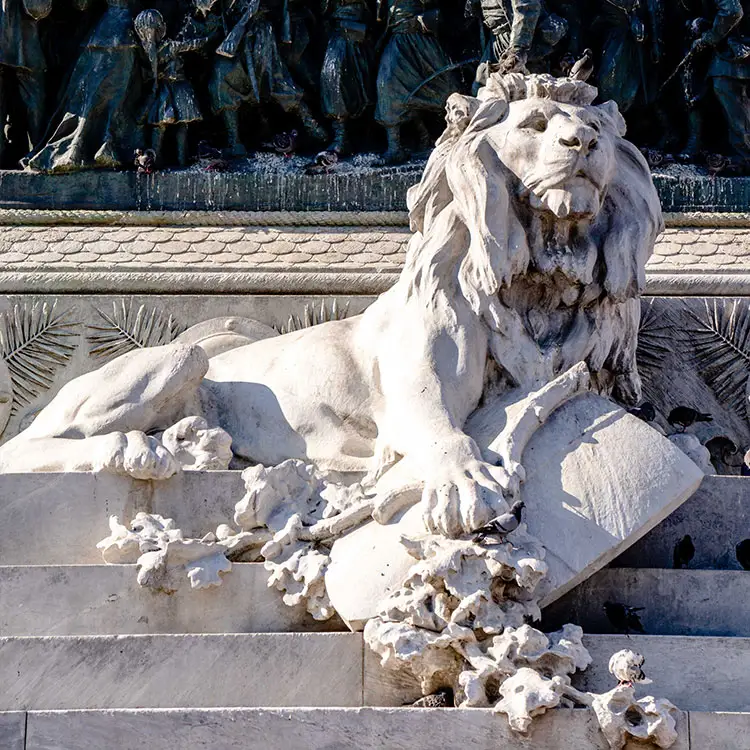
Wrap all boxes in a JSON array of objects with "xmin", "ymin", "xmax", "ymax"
[
  {"xmin": 0, "ymin": 166, "xmax": 745, "ymax": 213},
  {"xmin": 0, "ymin": 632, "xmax": 363, "ymax": 710},
  {"xmin": 0, "ymin": 563, "xmax": 344, "ymax": 636},
  {"xmin": 0, "ymin": 224, "xmax": 746, "ymax": 295},
  {"xmin": 18, "ymin": 707, "xmax": 689, "ymax": 750}
]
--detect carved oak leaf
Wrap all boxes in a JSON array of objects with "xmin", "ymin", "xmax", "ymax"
[
  {"xmin": 87, "ymin": 299, "xmax": 184, "ymax": 361},
  {"xmin": 0, "ymin": 301, "xmax": 78, "ymax": 412}
]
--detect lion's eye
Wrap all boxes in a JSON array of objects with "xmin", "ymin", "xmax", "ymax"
[{"xmin": 523, "ymin": 116, "xmax": 548, "ymax": 132}]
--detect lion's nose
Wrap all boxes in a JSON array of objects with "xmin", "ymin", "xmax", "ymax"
[{"xmin": 558, "ymin": 123, "xmax": 598, "ymax": 154}]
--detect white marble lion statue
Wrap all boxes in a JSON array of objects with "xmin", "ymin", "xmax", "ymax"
[{"xmin": 0, "ymin": 72, "xmax": 662, "ymax": 538}]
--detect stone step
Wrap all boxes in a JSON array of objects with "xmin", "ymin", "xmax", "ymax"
[
  {"xmin": 0, "ymin": 633, "xmax": 362, "ymax": 711},
  {"xmin": 365, "ymin": 634, "xmax": 750, "ymax": 713},
  {"xmin": 0, "ymin": 471, "xmax": 243, "ymax": 565},
  {"xmin": 612, "ymin": 475, "xmax": 750, "ymax": 570},
  {"xmin": 1, "ymin": 631, "xmax": 749, "ymax": 712},
  {"xmin": 0, "ymin": 564, "xmax": 344, "ymax": 636},
  {"xmin": 4, "ymin": 707, "xmax": 690, "ymax": 750},
  {"xmin": 541, "ymin": 568, "xmax": 750, "ymax": 637},
  {"xmin": 1, "ymin": 472, "xmax": 744, "ymax": 567}
]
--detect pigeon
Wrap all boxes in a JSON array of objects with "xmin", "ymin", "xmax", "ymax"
[
  {"xmin": 736, "ymin": 539, "xmax": 750, "ymax": 570},
  {"xmin": 667, "ymin": 406, "xmax": 712, "ymax": 432},
  {"xmin": 305, "ymin": 150, "xmax": 339, "ymax": 176},
  {"xmin": 706, "ymin": 436, "xmax": 740, "ymax": 473},
  {"xmin": 411, "ymin": 687, "xmax": 454, "ymax": 708},
  {"xmin": 706, "ymin": 152, "xmax": 729, "ymax": 177},
  {"xmin": 608, "ymin": 649, "xmax": 652, "ymax": 687},
  {"xmin": 628, "ymin": 402, "xmax": 656, "ymax": 423},
  {"xmin": 604, "ymin": 601, "xmax": 646, "ymax": 635},
  {"xmin": 472, "ymin": 501, "xmax": 525, "ymax": 543},
  {"xmin": 263, "ymin": 130, "xmax": 299, "ymax": 157},
  {"xmin": 558, "ymin": 51, "xmax": 576, "ymax": 77},
  {"xmin": 134, "ymin": 148, "xmax": 156, "ymax": 174},
  {"xmin": 570, "ymin": 48, "xmax": 594, "ymax": 82},
  {"xmin": 673, "ymin": 534, "xmax": 695, "ymax": 569},
  {"xmin": 196, "ymin": 140, "xmax": 223, "ymax": 160}
]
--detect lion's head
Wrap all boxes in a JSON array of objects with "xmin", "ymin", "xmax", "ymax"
[{"xmin": 405, "ymin": 73, "xmax": 663, "ymax": 401}]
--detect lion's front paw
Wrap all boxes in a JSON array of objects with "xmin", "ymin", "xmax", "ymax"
[
  {"xmin": 106, "ymin": 431, "xmax": 180, "ymax": 480},
  {"xmin": 422, "ymin": 456, "xmax": 510, "ymax": 538}
]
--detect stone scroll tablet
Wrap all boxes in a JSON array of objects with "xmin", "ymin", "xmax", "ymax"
[{"xmin": 326, "ymin": 393, "xmax": 704, "ymax": 628}]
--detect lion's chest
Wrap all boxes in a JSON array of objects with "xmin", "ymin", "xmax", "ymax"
[{"xmin": 501, "ymin": 273, "xmax": 588, "ymax": 350}]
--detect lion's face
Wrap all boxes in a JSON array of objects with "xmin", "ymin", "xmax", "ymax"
[{"xmin": 486, "ymin": 97, "xmax": 618, "ymax": 220}]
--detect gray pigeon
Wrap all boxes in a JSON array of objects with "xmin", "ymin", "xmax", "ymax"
[{"xmin": 472, "ymin": 501, "xmax": 524, "ymax": 543}]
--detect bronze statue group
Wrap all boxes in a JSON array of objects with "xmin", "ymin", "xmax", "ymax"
[{"xmin": 0, "ymin": 0, "xmax": 748, "ymax": 172}]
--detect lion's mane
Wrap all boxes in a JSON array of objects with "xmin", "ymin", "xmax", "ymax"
[{"xmin": 402, "ymin": 73, "xmax": 663, "ymax": 401}]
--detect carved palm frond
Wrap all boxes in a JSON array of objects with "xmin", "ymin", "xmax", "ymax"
[
  {"xmin": 278, "ymin": 299, "xmax": 350, "ymax": 335},
  {"xmin": 87, "ymin": 300, "xmax": 184, "ymax": 361},
  {"xmin": 636, "ymin": 300, "xmax": 674, "ymax": 391},
  {"xmin": 684, "ymin": 298, "xmax": 750, "ymax": 418},
  {"xmin": 0, "ymin": 302, "xmax": 79, "ymax": 411}
]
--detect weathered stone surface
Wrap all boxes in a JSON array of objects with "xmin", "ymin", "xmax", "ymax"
[
  {"xmin": 614, "ymin": 477, "xmax": 749, "ymax": 570},
  {"xmin": 688, "ymin": 712, "xmax": 750, "ymax": 749},
  {"xmin": 329, "ymin": 394, "xmax": 702, "ymax": 627},
  {"xmin": 0, "ymin": 633, "xmax": 362, "ymax": 710},
  {"xmin": 0, "ymin": 564, "xmax": 344, "ymax": 636},
  {"xmin": 514, "ymin": 394, "xmax": 704, "ymax": 606},
  {"xmin": 577, "ymin": 636, "xmax": 750, "ymax": 712},
  {"xmin": 543, "ymin": 568, "xmax": 750, "ymax": 637},
  {"xmin": 22, "ymin": 707, "xmax": 689, "ymax": 750},
  {"xmin": 365, "ymin": 634, "xmax": 750, "ymax": 712},
  {"xmin": 0, "ymin": 712, "xmax": 25, "ymax": 750}
]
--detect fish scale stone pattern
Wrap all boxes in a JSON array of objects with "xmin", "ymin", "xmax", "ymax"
[{"xmin": 0, "ymin": 224, "xmax": 747, "ymax": 272}]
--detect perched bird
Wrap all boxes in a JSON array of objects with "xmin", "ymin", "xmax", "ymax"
[
  {"xmin": 673, "ymin": 534, "xmax": 695, "ymax": 569},
  {"xmin": 667, "ymin": 406, "xmax": 712, "ymax": 432},
  {"xmin": 608, "ymin": 649, "xmax": 652, "ymax": 687},
  {"xmin": 411, "ymin": 687, "xmax": 454, "ymax": 708},
  {"xmin": 570, "ymin": 48, "xmax": 594, "ymax": 82},
  {"xmin": 196, "ymin": 140, "xmax": 223, "ymax": 160},
  {"xmin": 628, "ymin": 402, "xmax": 656, "ymax": 423},
  {"xmin": 604, "ymin": 601, "xmax": 646, "ymax": 635},
  {"xmin": 706, "ymin": 152, "xmax": 729, "ymax": 177},
  {"xmin": 305, "ymin": 150, "xmax": 339, "ymax": 176},
  {"xmin": 558, "ymin": 51, "xmax": 576, "ymax": 77},
  {"xmin": 706, "ymin": 436, "xmax": 740, "ymax": 474},
  {"xmin": 472, "ymin": 501, "xmax": 525, "ymax": 543},
  {"xmin": 263, "ymin": 130, "xmax": 299, "ymax": 157},
  {"xmin": 736, "ymin": 539, "xmax": 750, "ymax": 570},
  {"xmin": 134, "ymin": 148, "xmax": 156, "ymax": 174}
]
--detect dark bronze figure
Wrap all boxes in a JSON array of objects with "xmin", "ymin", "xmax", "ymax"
[
  {"xmin": 0, "ymin": 0, "xmax": 49, "ymax": 167},
  {"xmin": 135, "ymin": 9, "xmax": 205, "ymax": 168},
  {"xmin": 374, "ymin": 0, "xmax": 458, "ymax": 165},
  {"xmin": 25, "ymin": 0, "xmax": 145, "ymax": 172},
  {"xmin": 320, "ymin": 0, "xmax": 374, "ymax": 154},
  {"xmin": 207, "ymin": 0, "xmax": 327, "ymax": 157}
]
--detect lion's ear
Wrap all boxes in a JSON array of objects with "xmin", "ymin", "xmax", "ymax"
[
  {"xmin": 595, "ymin": 100, "xmax": 626, "ymax": 137},
  {"xmin": 464, "ymin": 99, "xmax": 509, "ymax": 137}
]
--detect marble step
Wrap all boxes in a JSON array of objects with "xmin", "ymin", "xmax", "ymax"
[
  {"xmin": 366, "ymin": 634, "xmax": 750, "ymax": 713},
  {"xmin": 0, "ymin": 564, "xmax": 345, "ymax": 636},
  {"xmin": 3, "ymin": 707, "xmax": 691, "ymax": 750},
  {"xmin": 0, "ymin": 633, "xmax": 363, "ymax": 711},
  {"xmin": 1, "ymin": 632, "xmax": 749, "ymax": 712},
  {"xmin": 541, "ymin": 567, "xmax": 750, "ymax": 637},
  {"xmin": 1, "ymin": 564, "xmax": 745, "ymax": 639},
  {"xmin": 0, "ymin": 472, "xmax": 744, "ymax": 567}
]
